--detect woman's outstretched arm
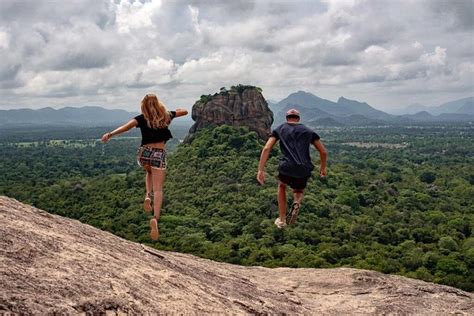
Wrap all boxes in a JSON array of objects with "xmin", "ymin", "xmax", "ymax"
[
  {"xmin": 175, "ymin": 108, "xmax": 188, "ymax": 117},
  {"xmin": 101, "ymin": 119, "xmax": 138, "ymax": 143}
]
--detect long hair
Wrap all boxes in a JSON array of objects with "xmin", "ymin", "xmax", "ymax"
[{"xmin": 141, "ymin": 94, "xmax": 170, "ymax": 129}]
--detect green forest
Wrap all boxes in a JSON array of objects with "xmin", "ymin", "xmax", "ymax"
[{"xmin": 0, "ymin": 123, "xmax": 473, "ymax": 292}]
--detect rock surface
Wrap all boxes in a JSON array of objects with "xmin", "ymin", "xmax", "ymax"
[
  {"xmin": 1, "ymin": 196, "xmax": 473, "ymax": 314},
  {"xmin": 187, "ymin": 86, "xmax": 273, "ymax": 142}
]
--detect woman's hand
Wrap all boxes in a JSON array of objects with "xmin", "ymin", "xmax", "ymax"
[
  {"xmin": 101, "ymin": 132, "xmax": 112, "ymax": 143},
  {"xmin": 175, "ymin": 109, "xmax": 189, "ymax": 117}
]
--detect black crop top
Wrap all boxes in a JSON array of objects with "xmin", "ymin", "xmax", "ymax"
[{"xmin": 134, "ymin": 111, "xmax": 176, "ymax": 146}]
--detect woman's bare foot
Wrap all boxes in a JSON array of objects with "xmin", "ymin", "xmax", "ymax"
[
  {"xmin": 144, "ymin": 196, "xmax": 152, "ymax": 213},
  {"xmin": 149, "ymin": 217, "xmax": 159, "ymax": 241}
]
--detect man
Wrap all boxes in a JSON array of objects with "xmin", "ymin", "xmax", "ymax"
[{"xmin": 257, "ymin": 109, "xmax": 328, "ymax": 229}]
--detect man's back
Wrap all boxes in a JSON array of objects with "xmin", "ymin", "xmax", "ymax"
[
  {"xmin": 257, "ymin": 109, "xmax": 327, "ymax": 229},
  {"xmin": 272, "ymin": 123, "xmax": 320, "ymax": 177}
]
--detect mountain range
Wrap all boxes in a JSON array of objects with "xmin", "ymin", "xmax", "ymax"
[
  {"xmin": 270, "ymin": 91, "xmax": 473, "ymax": 125},
  {"xmin": 393, "ymin": 97, "xmax": 474, "ymax": 115},
  {"xmin": 1, "ymin": 93, "xmax": 472, "ymax": 128},
  {"xmin": 0, "ymin": 106, "xmax": 139, "ymax": 127}
]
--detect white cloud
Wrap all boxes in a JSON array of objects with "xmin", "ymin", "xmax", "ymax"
[
  {"xmin": 0, "ymin": 30, "xmax": 10, "ymax": 49},
  {"xmin": 420, "ymin": 46, "xmax": 447, "ymax": 68},
  {"xmin": 0, "ymin": 0, "xmax": 472, "ymax": 110},
  {"xmin": 176, "ymin": 50, "xmax": 253, "ymax": 84},
  {"xmin": 115, "ymin": 0, "xmax": 162, "ymax": 34},
  {"xmin": 140, "ymin": 55, "xmax": 176, "ymax": 84}
]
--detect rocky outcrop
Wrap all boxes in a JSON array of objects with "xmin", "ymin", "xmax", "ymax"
[
  {"xmin": 186, "ymin": 85, "xmax": 273, "ymax": 142},
  {"xmin": 1, "ymin": 196, "xmax": 473, "ymax": 314}
]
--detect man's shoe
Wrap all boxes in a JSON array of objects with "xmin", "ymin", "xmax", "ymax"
[
  {"xmin": 274, "ymin": 217, "xmax": 287, "ymax": 229},
  {"xmin": 287, "ymin": 202, "xmax": 300, "ymax": 225}
]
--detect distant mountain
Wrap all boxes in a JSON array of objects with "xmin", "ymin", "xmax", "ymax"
[
  {"xmin": 336, "ymin": 97, "xmax": 393, "ymax": 121},
  {"xmin": 397, "ymin": 97, "xmax": 473, "ymax": 115},
  {"xmin": 275, "ymin": 91, "xmax": 346, "ymax": 118},
  {"xmin": 272, "ymin": 91, "xmax": 394, "ymax": 125},
  {"xmin": 401, "ymin": 111, "xmax": 474, "ymax": 123},
  {"xmin": 266, "ymin": 99, "xmax": 278, "ymax": 107},
  {"xmin": 435, "ymin": 97, "xmax": 473, "ymax": 115},
  {"xmin": 401, "ymin": 111, "xmax": 434, "ymax": 122},
  {"xmin": 272, "ymin": 91, "xmax": 473, "ymax": 126},
  {"xmin": 436, "ymin": 113, "xmax": 474, "ymax": 122},
  {"xmin": 392, "ymin": 103, "xmax": 431, "ymax": 115},
  {"xmin": 458, "ymin": 102, "xmax": 474, "ymax": 115},
  {"xmin": 308, "ymin": 117, "xmax": 344, "ymax": 127},
  {"xmin": 0, "ymin": 106, "xmax": 139, "ymax": 127}
]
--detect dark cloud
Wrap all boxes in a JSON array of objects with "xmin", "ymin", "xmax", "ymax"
[
  {"xmin": 0, "ymin": 1, "xmax": 43, "ymax": 22},
  {"xmin": 48, "ymin": 52, "xmax": 110, "ymax": 71},
  {"xmin": 0, "ymin": 64, "xmax": 23, "ymax": 89},
  {"xmin": 19, "ymin": 21, "xmax": 119, "ymax": 71},
  {"xmin": 321, "ymin": 52, "xmax": 357, "ymax": 67},
  {"xmin": 0, "ymin": 0, "xmax": 115, "ymax": 28},
  {"xmin": 429, "ymin": 0, "xmax": 474, "ymax": 31},
  {"xmin": 0, "ymin": 63, "xmax": 21, "ymax": 81},
  {"xmin": 187, "ymin": 0, "xmax": 256, "ymax": 18}
]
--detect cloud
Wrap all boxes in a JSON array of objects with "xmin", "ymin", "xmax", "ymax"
[
  {"xmin": 428, "ymin": 0, "xmax": 474, "ymax": 31},
  {"xmin": 0, "ymin": 30, "xmax": 10, "ymax": 49},
  {"xmin": 115, "ymin": 0, "xmax": 162, "ymax": 33},
  {"xmin": 0, "ymin": 0, "xmax": 472, "ymax": 110},
  {"xmin": 139, "ymin": 55, "xmax": 176, "ymax": 85},
  {"xmin": 0, "ymin": 0, "xmax": 115, "ymax": 28},
  {"xmin": 34, "ymin": 23, "xmax": 119, "ymax": 71},
  {"xmin": 0, "ymin": 63, "xmax": 21, "ymax": 82}
]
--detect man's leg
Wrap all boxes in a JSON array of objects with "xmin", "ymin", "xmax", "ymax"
[
  {"xmin": 287, "ymin": 176, "xmax": 309, "ymax": 225},
  {"xmin": 278, "ymin": 181, "xmax": 287, "ymax": 222},
  {"xmin": 286, "ymin": 189, "xmax": 304, "ymax": 225},
  {"xmin": 292, "ymin": 176, "xmax": 309, "ymax": 206},
  {"xmin": 293, "ymin": 190, "xmax": 304, "ymax": 205}
]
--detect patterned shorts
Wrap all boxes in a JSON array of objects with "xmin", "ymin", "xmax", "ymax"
[{"xmin": 136, "ymin": 146, "xmax": 167, "ymax": 169}]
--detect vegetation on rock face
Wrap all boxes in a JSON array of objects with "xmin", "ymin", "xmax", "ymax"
[
  {"xmin": 199, "ymin": 94, "xmax": 213, "ymax": 104},
  {"xmin": 197, "ymin": 84, "xmax": 263, "ymax": 104},
  {"xmin": 0, "ymin": 124, "xmax": 472, "ymax": 292}
]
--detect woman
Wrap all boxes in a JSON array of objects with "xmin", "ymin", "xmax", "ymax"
[{"xmin": 101, "ymin": 94, "xmax": 188, "ymax": 240}]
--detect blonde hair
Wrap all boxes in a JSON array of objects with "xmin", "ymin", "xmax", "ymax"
[{"xmin": 141, "ymin": 94, "xmax": 170, "ymax": 129}]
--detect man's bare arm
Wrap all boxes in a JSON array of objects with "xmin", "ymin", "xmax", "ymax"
[
  {"xmin": 312, "ymin": 139, "xmax": 328, "ymax": 177},
  {"xmin": 257, "ymin": 136, "xmax": 277, "ymax": 184}
]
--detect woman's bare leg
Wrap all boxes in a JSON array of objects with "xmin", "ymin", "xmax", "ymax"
[
  {"xmin": 145, "ymin": 168, "xmax": 153, "ymax": 196},
  {"xmin": 149, "ymin": 167, "xmax": 166, "ymax": 240},
  {"xmin": 151, "ymin": 168, "xmax": 166, "ymax": 219},
  {"xmin": 143, "ymin": 166, "xmax": 152, "ymax": 212}
]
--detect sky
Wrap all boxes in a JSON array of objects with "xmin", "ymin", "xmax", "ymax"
[{"xmin": 0, "ymin": 0, "xmax": 473, "ymax": 113}]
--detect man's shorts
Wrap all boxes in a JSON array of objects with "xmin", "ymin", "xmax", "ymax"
[
  {"xmin": 277, "ymin": 173, "xmax": 310, "ymax": 192},
  {"xmin": 136, "ymin": 146, "xmax": 167, "ymax": 169}
]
